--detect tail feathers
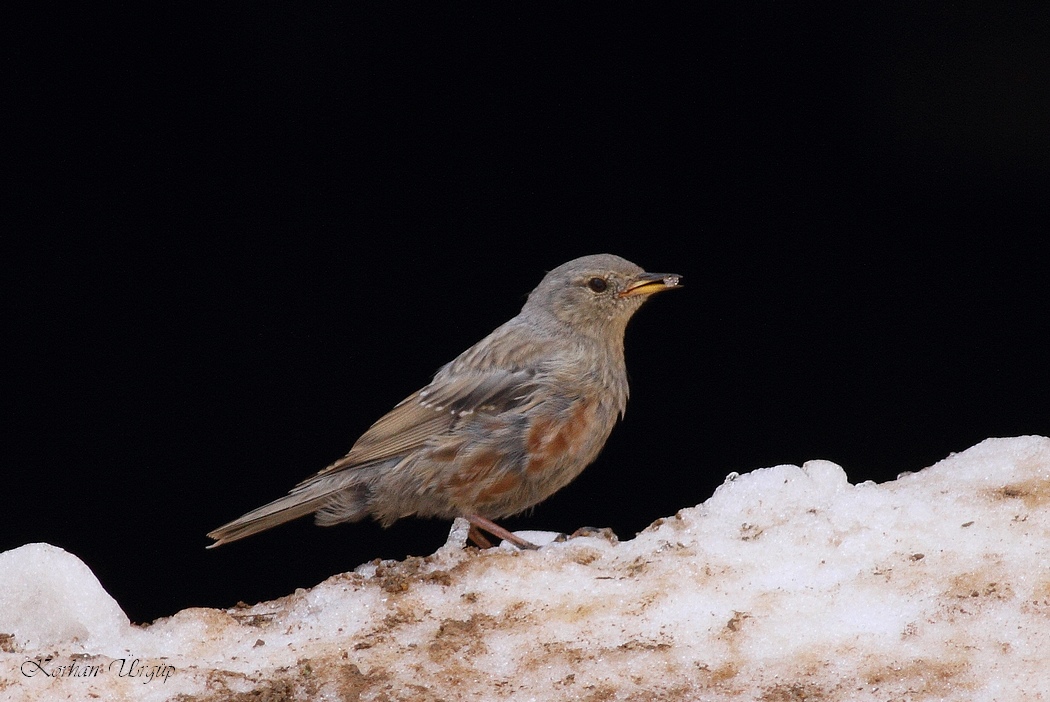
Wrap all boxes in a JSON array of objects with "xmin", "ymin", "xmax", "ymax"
[{"xmin": 206, "ymin": 478, "xmax": 368, "ymax": 548}]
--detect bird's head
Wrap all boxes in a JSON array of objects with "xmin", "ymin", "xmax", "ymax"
[{"xmin": 524, "ymin": 254, "xmax": 681, "ymax": 340}]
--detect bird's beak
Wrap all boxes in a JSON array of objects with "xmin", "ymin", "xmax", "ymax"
[{"xmin": 619, "ymin": 272, "xmax": 682, "ymax": 298}]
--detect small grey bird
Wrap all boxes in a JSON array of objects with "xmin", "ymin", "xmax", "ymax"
[{"xmin": 207, "ymin": 254, "xmax": 680, "ymax": 549}]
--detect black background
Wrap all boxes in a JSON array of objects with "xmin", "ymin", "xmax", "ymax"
[{"xmin": 6, "ymin": 4, "xmax": 1047, "ymax": 624}]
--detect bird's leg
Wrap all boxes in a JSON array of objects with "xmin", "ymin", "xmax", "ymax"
[
  {"xmin": 466, "ymin": 525, "xmax": 493, "ymax": 549},
  {"xmin": 464, "ymin": 514, "xmax": 540, "ymax": 550}
]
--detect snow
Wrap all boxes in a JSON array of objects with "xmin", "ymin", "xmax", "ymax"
[
  {"xmin": 0, "ymin": 544, "xmax": 131, "ymax": 651},
  {"xmin": 2, "ymin": 436, "xmax": 1049, "ymax": 701}
]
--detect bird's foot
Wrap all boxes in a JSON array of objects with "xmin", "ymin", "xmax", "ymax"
[{"xmin": 463, "ymin": 514, "xmax": 540, "ymax": 550}]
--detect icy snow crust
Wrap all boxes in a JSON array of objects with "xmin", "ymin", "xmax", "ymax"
[{"xmin": 2, "ymin": 436, "xmax": 1049, "ymax": 701}]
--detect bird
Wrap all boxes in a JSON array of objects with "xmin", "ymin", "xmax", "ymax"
[{"xmin": 207, "ymin": 254, "xmax": 681, "ymax": 550}]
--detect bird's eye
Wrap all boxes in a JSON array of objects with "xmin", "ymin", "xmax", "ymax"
[{"xmin": 586, "ymin": 277, "xmax": 609, "ymax": 293}]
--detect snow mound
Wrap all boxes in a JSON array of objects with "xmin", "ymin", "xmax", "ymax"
[{"xmin": 2, "ymin": 436, "xmax": 1049, "ymax": 701}]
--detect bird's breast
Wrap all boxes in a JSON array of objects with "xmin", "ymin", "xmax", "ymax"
[
  {"xmin": 524, "ymin": 397, "xmax": 601, "ymax": 475},
  {"xmin": 514, "ymin": 392, "xmax": 621, "ymax": 509}
]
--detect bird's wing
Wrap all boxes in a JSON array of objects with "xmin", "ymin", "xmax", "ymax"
[{"xmin": 308, "ymin": 366, "xmax": 542, "ymax": 479}]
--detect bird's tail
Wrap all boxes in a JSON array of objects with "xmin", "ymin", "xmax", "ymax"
[{"xmin": 206, "ymin": 476, "xmax": 368, "ymax": 548}]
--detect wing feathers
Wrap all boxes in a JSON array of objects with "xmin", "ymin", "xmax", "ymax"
[{"xmin": 314, "ymin": 367, "xmax": 541, "ymax": 477}]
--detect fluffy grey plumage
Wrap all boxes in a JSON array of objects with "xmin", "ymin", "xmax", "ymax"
[{"xmin": 207, "ymin": 254, "xmax": 680, "ymax": 548}]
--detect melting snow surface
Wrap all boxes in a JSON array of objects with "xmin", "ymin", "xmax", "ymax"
[{"xmin": 2, "ymin": 436, "xmax": 1049, "ymax": 701}]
